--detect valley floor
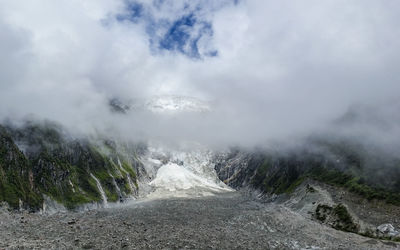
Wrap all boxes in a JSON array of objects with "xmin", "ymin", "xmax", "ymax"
[{"xmin": 0, "ymin": 192, "xmax": 398, "ymax": 249}]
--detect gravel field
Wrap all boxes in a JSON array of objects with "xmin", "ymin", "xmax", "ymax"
[{"xmin": 0, "ymin": 192, "xmax": 398, "ymax": 249}]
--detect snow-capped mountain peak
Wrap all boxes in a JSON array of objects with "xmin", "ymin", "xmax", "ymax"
[
  {"xmin": 144, "ymin": 95, "xmax": 211, "ymax": 114},
  {"xmin": 109, "ymin": 95, "xmax": 211, "ymax": 115}
]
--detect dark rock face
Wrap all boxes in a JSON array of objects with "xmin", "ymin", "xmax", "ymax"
[
  {"xmin": 214, "ymin": 150, "xmax": 259, "ymax": 189},
  {"xmin": 0, "ymin": 122, "xmax": 143, "ymax": 210},
  {"xmin": 109, "ymin": 98, "xmax": 131, "ymax": 114},
  {"xmin": 215, "ymin": 150, "xmax": 304, "ymax": 194}
]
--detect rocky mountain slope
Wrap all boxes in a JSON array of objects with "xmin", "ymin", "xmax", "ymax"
[
  {"xmin": 216, "ymin": 137, "xmax": 400, "ymax": 203},
  {"xmin": 0, "ymin": 121, "xmax": 142, "ymax": 211},
  {"xmin": 215, "ymin": 138, "xmax": 400, "ymax": 241}
]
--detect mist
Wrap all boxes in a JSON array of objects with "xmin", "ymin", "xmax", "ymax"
[{"xmin": 1, "ymin": 0, "xmax": 400, "ymax": 149}]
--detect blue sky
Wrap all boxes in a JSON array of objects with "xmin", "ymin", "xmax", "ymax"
[{"xmin": 115, "ymin": 0, "xmax": 233, "ymax": 58}]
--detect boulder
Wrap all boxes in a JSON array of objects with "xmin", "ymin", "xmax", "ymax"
[{"xmin": 377, "ymin": 224, "xmax": 400, "ymax": 237}]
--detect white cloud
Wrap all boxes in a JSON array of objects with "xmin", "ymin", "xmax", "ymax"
[{"xmin": 1, "ymin": 0, "xmax": 400, "ymax": 147}]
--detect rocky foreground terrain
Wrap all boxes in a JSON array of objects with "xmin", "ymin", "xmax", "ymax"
[{"xmin": 1, "ymin": 191, "xmax": 399, "ymax": 250}]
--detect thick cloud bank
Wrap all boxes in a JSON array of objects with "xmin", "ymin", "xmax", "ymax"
[{"xmin": 1, "ymin": 0, "xmax": 400, "ymax": 147}]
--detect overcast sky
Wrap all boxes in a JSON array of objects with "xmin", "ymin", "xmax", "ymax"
[{"xmin": 1, "ymin": 0, "xmax": 400, "ymax": 147}]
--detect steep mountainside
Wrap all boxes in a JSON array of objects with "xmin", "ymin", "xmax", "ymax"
[
  {"xmin": 0, "ymin": 122, "xmax": 143, "ymax": 210},
  {"xmin": 216, "ymin": 139, "xmax": 400, "ymax": 204},
  {"xmin": 0, "ymin": 126, "xmax": 42, "ymax": 209}
]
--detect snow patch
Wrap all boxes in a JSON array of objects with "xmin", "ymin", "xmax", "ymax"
[
  {"xmin": 143, "ymin": 95, "xmax": 211, "ymax": 114},
  {"xmin": 142, "ymin": 143, "xmax": 232, "ymax": 199},
  {"xmin": 150, "ymin": 163, "xmax": 228, "ymax": 192}
]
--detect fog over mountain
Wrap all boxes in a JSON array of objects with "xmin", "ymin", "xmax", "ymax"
[{"xmin": 1, "ymin": 0, "xmax": 400, "ymax": 147}]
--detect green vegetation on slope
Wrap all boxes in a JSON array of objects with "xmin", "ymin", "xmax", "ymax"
[
  {"xmin": 308, "ymin": 167, "xmax": 400, "ymax": 205},
  {"xmin": 315, "ymin": 203, "xmax": 359, "ymax": 233},
  {"xmin": 250, "ymin": 147, "xmax": 400, "ymax": 205},
  {"xmin": 0, "ymin": 123, "xmax": 140, "ymax": 210},
  {"xmin": 0, "ymin": 126, "xmax": 43, "ymax": 210}
]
